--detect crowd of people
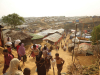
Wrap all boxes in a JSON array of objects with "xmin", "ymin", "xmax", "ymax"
[{"xmin": 2, "ymin": 33, "xmax": 69, "ymax": 75}]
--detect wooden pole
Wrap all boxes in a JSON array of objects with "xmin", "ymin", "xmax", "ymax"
[{"xmin": 72, "ymin": 24, "xmax": 77, "ymax": 61}]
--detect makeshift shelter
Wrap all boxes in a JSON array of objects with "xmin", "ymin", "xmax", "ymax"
[
  {"xmin": 72, "ymin": 37, "xmax": 79, "ymax": 43},
  {"xmin": 36, "ymin": 29, "xmax": 55, "ymax": 37},
  {"xmin": 0, "ymin": 25, "xmax": 4, "ymax": 47},
  {"xmin": 76, "ymin": 43, "xmax": 93, "ymax": 56},
  {"xmin": 16, "ymin": 25, "xmax": 28, "ymax": 29},
  {"xmin": 30, "ymin": 33, "xmax": 44, "ymax": 44},
  {"xmin": 8, "ymin": 31, "xmax": 32, "ymax": 46},
  {"xmin": 43, "ymin": 33, "xmax": 62, "ymax": 45},
  {"xmin": 55, "ymin": 28, "xmax": 64, "ymax": 35}
]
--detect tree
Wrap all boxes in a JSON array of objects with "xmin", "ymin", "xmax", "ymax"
[
  {"xmin": 90, "ymin": 24, "xmax": 100, "ymax": 44},
  {"xmin": 2, "ymin": 13, "xmax": 24, "ymax": 29}
]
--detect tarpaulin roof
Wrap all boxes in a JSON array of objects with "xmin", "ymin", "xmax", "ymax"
[
  {"xmin": 43, "ymin": 33, "xmax": 62, "ymax": 42},
  {"xmin": 55, "ymin": 28, "xmax": 64, "ymax": 34},
  {"xmin": 30, "ymin": 33, "xmax": 44, "ymax": 40},
  {"xmin": 37, "ymin": 28, "xmax": 64, "ymax": 37},
  {"xmin": 36, "ymin": 29, "xmax": 56, "ymax": 37}
]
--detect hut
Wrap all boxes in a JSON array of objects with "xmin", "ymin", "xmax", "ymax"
[
  {"xmin": 0, "ymin": 25, "xmax": 4, "ymax": 47},
  {"xmin": 30, "ymin": 33, "xmax": 44, "ymax": 44},
  {"xmin": 43, "ymin": 33, "xmax": 62, "ymax": 45},
  {"xmin": 7, "ymin": 31, "xmax": 32, "ymax": 46}
]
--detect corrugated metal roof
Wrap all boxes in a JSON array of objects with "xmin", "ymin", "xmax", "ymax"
[{"xmin": 43, "ymin": 33, "xmax": 62, "ymax": 42}]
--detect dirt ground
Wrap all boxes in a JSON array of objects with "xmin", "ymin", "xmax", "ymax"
[{"xmin": 0, "ymin": 34, "xmax": 98, "ymax": 75}]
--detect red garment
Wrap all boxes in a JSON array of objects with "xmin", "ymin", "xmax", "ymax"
[
  {"xmin": 7, "ymin": 47, "xmax": 11, "ymax": 52},
  {"xmin": 4, "ymin": 54, "xmax": 13, "ymax": 66},
  {"xmin": 16, "ymin": 45, "xmax": 20, "ymax": 53}
]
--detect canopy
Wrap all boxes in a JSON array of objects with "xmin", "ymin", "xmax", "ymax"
[
  {"xmin": 30, "ymin": 33, "xmax": 43, "ymax": 40},
  {"xmin": 79, "ymin": 43, "xmax": 91, "ymax": 51},
  {"xmin": 43, "ymin": 33, "xmax": 62, "ymax": 42}
]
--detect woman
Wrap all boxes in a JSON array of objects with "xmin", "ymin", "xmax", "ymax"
[
  {"xmin": 3, "ymin": 58, "xmax": 23, "ymax": 75},
  {"xmin": 18, "ymin": 43, "xmax": 27, "ymax": 65},
  {"xmin": 29, "ymin": 45, "xmax": 35, "ymax": 58},
  {"xmin": 36, "ymin": 51, "xmax": 46, "ymax": 75}
]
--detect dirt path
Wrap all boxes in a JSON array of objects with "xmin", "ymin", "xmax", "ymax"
[
  {"xmin": 19, "ymin": 34, "xmax": 72, "ymax": 75},
  {"xmin": 0, "ymin": 34, "xmax": 72, "ymax": 75}
]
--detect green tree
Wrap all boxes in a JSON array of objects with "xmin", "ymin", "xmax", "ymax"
[
  {"xmin": 90, "ymin": 24, "xmax": 100, "ymax": 44},
  {"xmin": 2, "ymin": 13, "xmax": 24, "ymax": 29}
]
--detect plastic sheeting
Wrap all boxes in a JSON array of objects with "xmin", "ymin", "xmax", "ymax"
[{"xmin": 43, "ymin": 33, "xmax": 62, "ymax": 42}]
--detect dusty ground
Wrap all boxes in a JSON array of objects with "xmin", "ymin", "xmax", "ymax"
[{"xmin": 0, "ymin": 34, "xmax": 98, "ymax": 75}]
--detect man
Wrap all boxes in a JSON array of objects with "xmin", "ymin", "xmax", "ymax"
[
  {"xmin": 4, "ymin": 34, "xmax": 12, "ymax": 45},
  {"xmin": 50, "ymin": 45, "xmax": 53, "ymax": 51},
  {"xmin": 23, "ymin": 68, "xmax": 31, "ymax": 75},
  {"xmin": 55, "ymin": 53, "xmax": 64, "ymax": 75},
  {"xmin": 42, "ymin": 45, "xmax": 48, "ymax": 51},
  {"xmin": 2, "ymin": 49, "xmax": 13, "ymax": 74}
]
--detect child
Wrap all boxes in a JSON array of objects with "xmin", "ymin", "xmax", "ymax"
[{"xmin": 55, "ymin": 53, "xmax": 64, "ymax": 75}]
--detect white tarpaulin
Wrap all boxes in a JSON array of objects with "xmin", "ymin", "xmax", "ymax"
[
  {"xmin": 37, "ymin": 28, "xmax": 64, "ymax": 37},
  {"xmin": 72, "ymin": 37, "xmax": 79, "ymax": 43},
  {"xmin": 43, "ymin": 33, "xmax": 62, "ymax": 42}
]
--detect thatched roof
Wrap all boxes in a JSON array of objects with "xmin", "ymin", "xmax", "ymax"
[
  {"xmin": 8, "ymin": 31, "xmax": 32, "ymax": 41},
  {"xmin": 0, "ymin": 25, "xmax": 4, "ymax": 28}
]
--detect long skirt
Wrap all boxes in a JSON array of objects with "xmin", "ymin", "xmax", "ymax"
[{"xmin": 37, "ymin": 65, "xmax": 46, "ymax": 75}]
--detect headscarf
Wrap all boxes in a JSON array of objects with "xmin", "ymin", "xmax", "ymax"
[
  {"xmin": 5, "ymin": 58, "xmax": 21, "ymax": 75},
  {"xmin": 36, "ymin": 51, "xmax": 42, "ymax": 61},
  {"xmin": 18, "ymin": 43, "xmax": 25, "ymax": 56},
  {"xmin": 15, "ymin": 70, "xmax": 23, "ymax": 75}
]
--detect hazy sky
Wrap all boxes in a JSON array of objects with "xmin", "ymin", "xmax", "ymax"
[{"xmin": 0, "ymin": 0, "xmax": 100, "ymax": 18}]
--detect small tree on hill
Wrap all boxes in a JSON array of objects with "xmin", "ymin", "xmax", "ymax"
[
  {"xmin": 2, "ymin": 13, "xmax": 24, "ymax": 29},
  {"xmin": 90, "ymin": 24, "xmax": 100, "ymax": 44}
]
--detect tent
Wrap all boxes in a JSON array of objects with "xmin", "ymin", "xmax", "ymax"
[
  {"xmin": 30, "ymin": 34, "xmax": 44, "ymax": 40},
  {"xmin": 43, "ymin": 33, "xmax": 62, "ymax": 45}
]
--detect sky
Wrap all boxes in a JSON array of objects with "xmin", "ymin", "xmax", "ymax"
[{"xmin": 0, "ymin": 0, "xmax": 100, "ymax": 18}]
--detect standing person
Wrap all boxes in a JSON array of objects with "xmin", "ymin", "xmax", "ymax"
[
  {"xmin": 16, "ymin": 42, "xmax": 21, "ymax": 60},
  {"xmin": 36, "ymin": 51, "xmax": 46, "ymax": 75},
  {"xmin": 18, "ymin": 43, "xmax": 27, "ymax": 65},
  {"xmin": 29, "ymin": 45, "xmax": 35, "ymax": 59},
  {"xmin": 55, "ymin": 53, "xmax": 65, "ymax": 75},
  {"xmin": 3, "ymin": 58, "xmax": 23, "ymax": 75},
  {"xmin": 56, "ymin": 45, "xmax": 59, "ymax": 51},
  {"xmin": 50, "ymin": 45, "xmax": 53, "ymax": 51},
  {"xmin": 42, "ymin": 45, "xmax": 48, "ymax": 51},
  {"xmin": 33, "ymin": 44, "xmax": 39, "ymax": 58},
  {"xmin": 23, "ymin": 68, "xmax": 31, "ymax": 75},
  {"xmin": 7, "ymin": 45, "xmax": 14, "ymax": 57},
  {"xmin": 4, "ymin": 34, "xmax": 12, "ymax": 45},
  {"xmin": 42, "ymin": 46, "xmax": 48, "ymax": 59},
  {"xmin": 2, "ymin": 49, "xmax": 13, "ymax": 74}
]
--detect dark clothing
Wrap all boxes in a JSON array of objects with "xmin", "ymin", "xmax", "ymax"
[
  {"xmin": 18, "ymin": 54, "xmax": 21, "ymax": 60},
  {"xmin": 36, "ymin": 58, "xmax": 46, "ymax": 75},
  {"xmin": 22, "ymin": 55, "xmax": 27, "ymax": 63},
  {"xmin": 45, "ymin": 58, "xmax": 51, "ymax": 71},
  {"xmin": 3, "ymin": 65, "xmax": 9, "ymax": 74},
  {"xmin": 57, "ymin": 64, "xmax": 63, "ymax": 75}
]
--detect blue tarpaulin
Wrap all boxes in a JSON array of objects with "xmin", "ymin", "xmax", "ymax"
[{"xmin": 76, "ymin": 20, "xmax": 79, "ymax": 22}]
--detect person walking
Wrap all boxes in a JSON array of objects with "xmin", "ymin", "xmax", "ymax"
[
  {"xmin": 3, "ymin": 58, "xmax": 23, "ymax": 75},
  {"xmin": 55, "ymin": 53, "xmax": 65, "ymax": 75},
  {"xmin": 2, "ymin": 49, "xmax": 13, "ymax": 74},
  {"xmin": 36, "ymin": 51, "xmax": 46, "ymax": 75},
  {"xmin": 18, "ymin": 43, "xmax": 27, "ymax": 65}
]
